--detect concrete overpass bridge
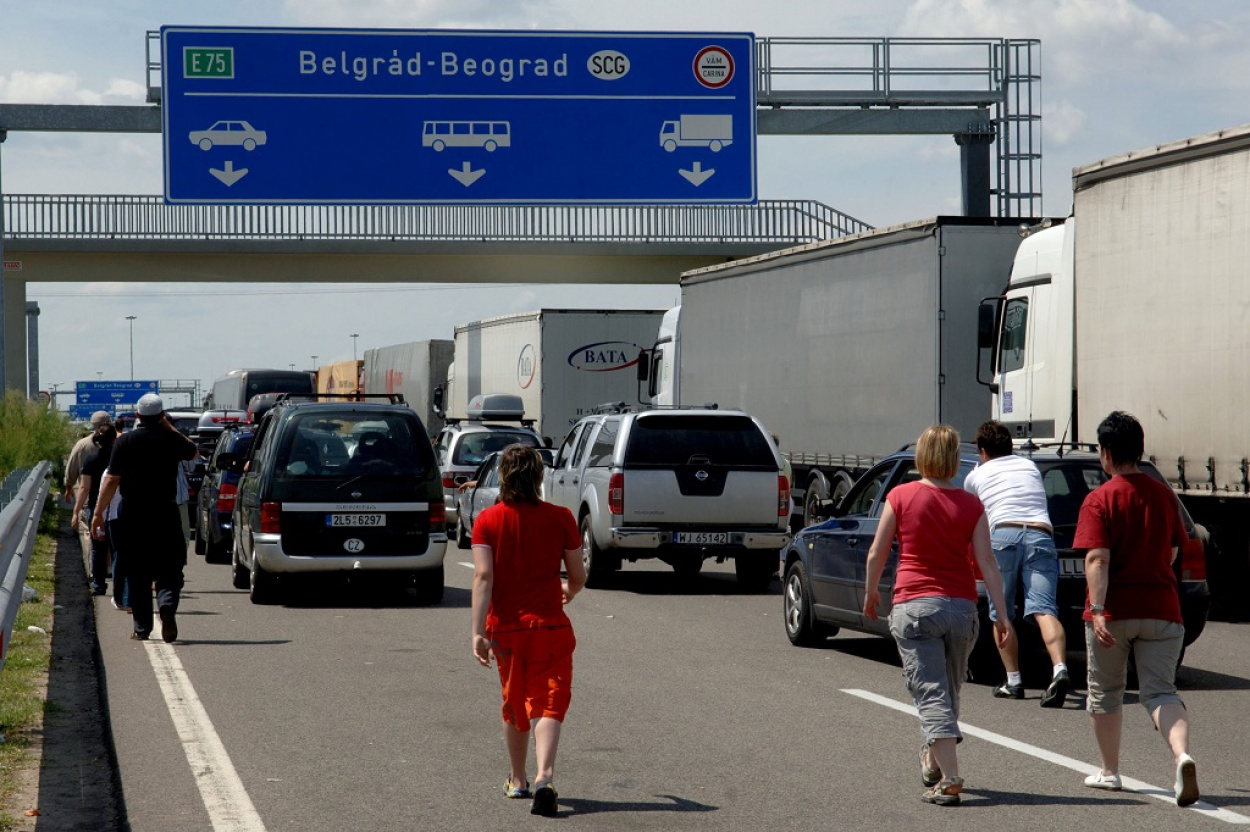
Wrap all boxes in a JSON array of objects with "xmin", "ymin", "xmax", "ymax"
[{"xmin": 0, "ymin": 194, "xmax": 869, "ymax": 389}]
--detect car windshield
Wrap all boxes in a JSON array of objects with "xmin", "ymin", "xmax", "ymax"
[
  {"xmin": 624, "ymin": 415, "xmax": 776, "ymax": 468},
  {"xmin": 452, "ymin": 430, "xmax": 539, "ymax": 467},
  {"xmin": 275, "ymin": 411, "xmax": 433, "ymax": 479}
]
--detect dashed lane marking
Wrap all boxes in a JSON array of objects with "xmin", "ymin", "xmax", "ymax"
[
  {"xmin": 146, "ymin": 622, "xmax": 268, "ymax": 831},
  {"xmin": 842, "ymin": 688, "xmax": 1248, "ymax": 824},
  {"xmin": 458, "ymin": 561, "xmax": 474, "ymax": 569}
]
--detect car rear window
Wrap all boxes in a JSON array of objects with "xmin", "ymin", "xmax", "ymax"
[
  {"xmin": 274, "ymin": 411, "xmax": 434, "ymax": 479},
  {"xmin": 452, "ymin": 430, "xmax": 540, "ymax": 467},
  {"xmin": 624, "ymin": 415, "xmax": 776, "ymax": 468}
]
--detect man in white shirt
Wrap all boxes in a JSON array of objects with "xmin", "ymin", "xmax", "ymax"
[{"xmin": 964, "ymin": 420, "xmax": 1069, "ymax": 707}]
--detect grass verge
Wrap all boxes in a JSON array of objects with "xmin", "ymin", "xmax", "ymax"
[{"xmin": 0, "ymin": 521, "xmax": 60, "ymax": 830}]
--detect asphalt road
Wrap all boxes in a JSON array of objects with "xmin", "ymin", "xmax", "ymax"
[{"xmin": 92, "ymin": 545, "xmax": 1250, "ymax": 831}]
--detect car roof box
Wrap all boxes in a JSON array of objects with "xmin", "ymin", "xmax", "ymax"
[{"xmin": 467, "ymin": 393, "xmax": 525, "ymax": 422}]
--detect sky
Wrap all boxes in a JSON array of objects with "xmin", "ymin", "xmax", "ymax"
[{"xmin": 2, "ymin": 0, "xmax": 1248, "ymax": 409}]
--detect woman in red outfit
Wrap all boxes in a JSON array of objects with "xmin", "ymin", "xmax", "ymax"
[
  {"xmin": 471, "ymin": 444, "xmax": 587, "ymax": 817},
  {"xmin": 863, "ymin": 425, "xmax": 1012, "ymax": 806}
]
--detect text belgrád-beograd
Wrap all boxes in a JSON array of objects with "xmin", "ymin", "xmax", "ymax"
[{"xmin": 299, "ymin": 50, "xmax": 569, "ymax": 83}]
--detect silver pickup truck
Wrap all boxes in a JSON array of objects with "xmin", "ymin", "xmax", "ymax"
[{"xmin": 545, "ymin": 407, "xmax": 791, "ymax": 590}]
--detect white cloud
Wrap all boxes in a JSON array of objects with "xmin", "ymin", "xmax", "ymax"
[
  {"xmin": 285, "ymin": 0, "xmax": 568, "ymax": 29},
  {"xmin": 0, "ymin": 70, "xmax": 146, "ymax": 105},
  {"xmin": 1044, "ymin": 99, "xmax": 1086, "ymax": 147}
]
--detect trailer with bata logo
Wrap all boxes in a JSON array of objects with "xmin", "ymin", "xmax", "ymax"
[
  {"xmin": 437, "ymin": 309, "xmax": 664, "ymax": 442},
  {"xmin": 646, "ymin": 217, "xmax": 1034, "ymax": 527},
  {"xmin": 363, "ymin": 339, "xmax": 454, "ymax": 434}
]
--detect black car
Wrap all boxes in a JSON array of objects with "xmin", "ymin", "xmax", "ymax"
[
  {"xmin": 781, "ymin": 444, "xmax": 1211, "ymax": 674},
  {"xmin": 194, "ymin": 425, "xmax": 255, "ymax": 564},
  {"xmin": 220, "ymin": 394, "xmax": 446, "ymax": 605}
]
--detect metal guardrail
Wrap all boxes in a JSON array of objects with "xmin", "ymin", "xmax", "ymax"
[
  {"xmin": 3, "ymin": 195, "xmax": 872, "ymax": 244},
  {"xmin": 0, "ymin": 461, "xmax": 53, "ymax": 674}
]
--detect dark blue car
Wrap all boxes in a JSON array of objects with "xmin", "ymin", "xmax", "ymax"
[
  {"xmin": 781, "ymin": 444, "xmax": 1211, "ymax": 675},
  {"xmin": 195, "ymin": 426, "xmax": 255, "ymax": 564}
]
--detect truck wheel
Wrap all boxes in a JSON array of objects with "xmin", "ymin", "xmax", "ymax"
[
  {"xmin": 784, "ymin": 560, "xmax": 835, "ymax": 646},
  {"xmin": 663, "ymin": 139, "xmax": 677, "ymax": 153},
  {"xmin": 581, "ymin": 516, "xmax": 616, "ymax": 588},
  {"xmin": 735, "ymin": 554, "xmax": 775, "ymax": 592},
  {"xmin": 709, "ymin": 140, "xmax": 723, "ymax": 152},
  {"xmin": 414, "ymin": 564, "xmax": 445, "ymax": 606},
  {"xmin": 249, "ymin": 556, "xmax": 280, "ymax": 605},
  {"xmin": 456, "ymin": 518, "xmax": 471, "ymax": 550},
  {"xmin": 803, "ymin": 480, "xmax": 828, "ymax": 526}
]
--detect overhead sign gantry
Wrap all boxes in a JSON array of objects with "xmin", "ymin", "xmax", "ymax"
[{"xmin": 160, "ymin": 27, "xmax": 757, "ymax": 205}]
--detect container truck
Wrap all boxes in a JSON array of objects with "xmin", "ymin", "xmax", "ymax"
[
  {"xmin": 363, "ymin": 340, "xmax": 454, "ymax": 435},
  {"xmin": 316, "ymin": 360, "xmax": 363, "ymax": 400},
  {"xmin": 646, "ymin": 217, "xmax": 1035, "ymax": 525},
  {"xmin": 978, "ymin": 124, "xmax": 1250, "ymax": 619},
  {"xmin": 437, "ymin": 309, "xmax": 665, "ymax": 442}
]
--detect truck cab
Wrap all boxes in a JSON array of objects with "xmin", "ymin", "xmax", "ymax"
[{"xmin": 979, "ymin": 220, "xmax": 1075, "ymax": 445}]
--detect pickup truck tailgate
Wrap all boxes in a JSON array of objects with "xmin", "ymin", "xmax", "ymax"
[{"xmin": 622, "ymin": 467, "xmax": 780, "ymax": 526}]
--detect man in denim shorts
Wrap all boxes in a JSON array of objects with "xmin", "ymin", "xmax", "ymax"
[
  {"xmin": 964, "ymin": 421, "xmax": 1069, "ymax": 707},
  {"xmin": 1075, "ymin": 411, "xmax": 1198, "ymax": 806}
]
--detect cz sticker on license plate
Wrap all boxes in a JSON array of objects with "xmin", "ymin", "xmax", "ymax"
[
  {"xmin": 327, "ymin": 513, "xmax": 386, "ymax": 528},
  {"xmin": 674, "ymin": 532, "xmax": 730, "ymax": 545}
]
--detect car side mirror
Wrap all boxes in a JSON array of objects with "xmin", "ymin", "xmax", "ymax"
[{"xmin": 216, "ymin": 451, "xmax": 244, "ymax": 475}]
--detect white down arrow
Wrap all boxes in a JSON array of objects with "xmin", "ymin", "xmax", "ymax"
[
  {"xmin": 448, "ymin": 162, "xmax": 486, "ymax": 187},
  {"xmin": 209, "ymin": 161, "xmax": 248, "ymax": 187},
  {"xmin": 679, "ymin": 161, "xmax": 715, "ymax": 186}
]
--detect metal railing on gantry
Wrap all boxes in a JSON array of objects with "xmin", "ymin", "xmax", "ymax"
[{"xmin": 3, "ymin": 195, "xmax": 872, "ymax": 245}]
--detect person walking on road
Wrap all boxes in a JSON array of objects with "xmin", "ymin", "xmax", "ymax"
[
  {"xmin": 863, "ymin": 425, "xmax": 1012, "ymax": 806},
  {"xmin": 71, "ymin": 423, "xmax": 118, "ymax": 596},
  {"xmin": 90, "ymin": 393, "xmax": 198, "ymax": 643},
  {"xmin": 471, "ymin": 444, "xmax": 587, "ymax": 817},
  {"xmin": 65, "ymin": 411, "xmax": 113, "ymax": 566},
  {"xmin": 1075, "ymin": 411, "xmax": 1200, "ymax": 806},
  {"xmin": 963, "ymin": 420, "xmax": 1070, "ymax": 706}
]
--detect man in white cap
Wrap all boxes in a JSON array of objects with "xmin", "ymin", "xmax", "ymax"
[
  {"xmin": 65, "ymin": 410, "xmax": 114, "ymax": 567},
  {"xmin": 91, "ymin": 393, "xmax": 198, "ymax": 643}
]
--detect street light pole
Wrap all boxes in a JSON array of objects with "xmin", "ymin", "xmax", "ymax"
[
  {"xmin": 125, "ymin": 315, "xmax": 137, "ymax": 380},
  {"xmin": 311, "ymin": 355, "xmax": 318, "ymax": 369},
  {"xmin": 350, "ymin": 333, "xmax": 360, "ymax": 363}
]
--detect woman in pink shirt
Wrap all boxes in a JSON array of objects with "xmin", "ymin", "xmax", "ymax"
[{"xmin": 864, "ymin": 425, "xmax": 1012, "ymax": 806}]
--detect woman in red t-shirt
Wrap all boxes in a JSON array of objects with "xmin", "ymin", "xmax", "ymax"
[
  {"xmin": 864, "ymin": 425, "xmax": 1012, "ymax": 806},
  {"xmin": 471, "ymin": 445, "xmax": 587, "ymax": 817}
]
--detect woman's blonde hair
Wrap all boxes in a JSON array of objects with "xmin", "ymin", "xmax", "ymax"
[
  {"xmin": 498, "ymin": 444, "xmax": 544, "ymax": 504},
  {"xmin": 915, "ymin": 424, "xmax": 961, "ymax": 480}
]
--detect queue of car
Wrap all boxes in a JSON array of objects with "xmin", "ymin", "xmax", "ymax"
[{"xmin": 175, "ymin": 384, "xmax": 1212, "ymax": 678}]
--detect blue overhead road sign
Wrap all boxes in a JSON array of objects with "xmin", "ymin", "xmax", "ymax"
[
  {"xmin": 161, "ymin": 27, "xmax": 756, "ymax": 204},
  {"xmin": 75, "ymin": 380, "xmax": 159, "ymax": 405},
  {"xmin": 68, "ymin": 404, "xmax": 116, "ymax": 421}
]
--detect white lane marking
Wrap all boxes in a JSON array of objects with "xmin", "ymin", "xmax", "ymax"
[
  {"xmin": 843, "ymin": 688, "xmax": 1248, "ymax": 824},
  {"xmin": 147, "ymin": 623, "xmax": 268, "ymax": 831},
  {"xmin": 458, "ymin": 561, "xmax": 474, "ymax": 569}
]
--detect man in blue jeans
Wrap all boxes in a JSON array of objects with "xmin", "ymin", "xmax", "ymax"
[{"xmin": 964, "ymin": 420, "xmax": 1069, "ymax": 707}]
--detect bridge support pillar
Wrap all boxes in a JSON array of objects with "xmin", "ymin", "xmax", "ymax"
[{"xmin": 956, "ymin": 122, "xmax": 996, "ymax": 217}]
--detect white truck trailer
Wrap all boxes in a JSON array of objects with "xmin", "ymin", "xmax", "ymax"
[
  {"xmin": 440, "ymin": 309, "xmax": 665, "ymax": 442},
  {"xmin": 980, "ymin": 124, "xmax": 1250, "ymax": 619},
  {"xmin": 648, "ymin": 217, "xmax": 1034, "ymax": 524},
  {"xmin": 362, "ymin": 339, "xmax": 454, "ymax": 434}
]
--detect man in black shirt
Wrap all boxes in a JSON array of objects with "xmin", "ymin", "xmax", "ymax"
[{"xmin": 91, "ymin": 393, "xmax": 198, "ymax": 642}]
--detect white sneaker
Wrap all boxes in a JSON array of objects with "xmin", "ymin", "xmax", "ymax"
[
  {"xmin": 1175, "ymin": 754, "xmax": 1199, "ymax": 807},
  {"xmin": 1084, "ymin": 771, "xmax": 1122, "ymax": 790}
]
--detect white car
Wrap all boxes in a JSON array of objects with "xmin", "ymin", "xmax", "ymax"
[{"xmin": 189, "ymin": 121, "xmax": 267, "ymax": 151}]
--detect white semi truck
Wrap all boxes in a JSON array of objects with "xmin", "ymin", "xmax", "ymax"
[
  {"xmin": 362, "ymin": 339, "xmax": 454, "ymax": 434},
  {"xmin": 437, "ymin": 309, "xmax": 665, "ymax": 442},
  {"xmin": 646, "ymin": 217, "xmax": 1033, "ymax": 525},
  {"xmin": 979, "ymin": 124, "xmax": 1250, "ymax": 619}
]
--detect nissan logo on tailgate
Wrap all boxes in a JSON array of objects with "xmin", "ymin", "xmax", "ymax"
[{"xmin": 695, "ymin": 470, "xmax": 709, "ymax": 481}]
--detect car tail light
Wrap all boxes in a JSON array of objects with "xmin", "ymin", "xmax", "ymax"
[
  {"xmin": 260, "ymin": 502, "xmax": 281, "ymax": 534},
  {"xmin": 441, "ymin": 473, "xmax": 457, "ymax": 489},
  {"xmin": 1181, "ymin": 536, "xmax": 1207, "ymax": 581},
  {"xmin": 217, "ymin": 482, "xmax": 238, "ymax": 513},
  {"xmin": 778, "ymin": 475, "xmax": 790, "ymax": 517},
  {"xmin": 430, "ymin": 501, "xmax": 445, "ymax": 526},
  {"xmin": 609, "ymin": 473, "xmax": 624, "ymax": 515}
]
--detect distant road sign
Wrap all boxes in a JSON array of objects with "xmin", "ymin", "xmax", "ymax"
[
  {"xmin": 75, "ymin": 380, "xmax": 158, "ymax": 405},
  {"xmin": 161, "ymin": 27, "xmax": 756, "ymax": 205},
  {"xmin": 68, "ymin": 404, "xmax": 115, "ymax": 421}
]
